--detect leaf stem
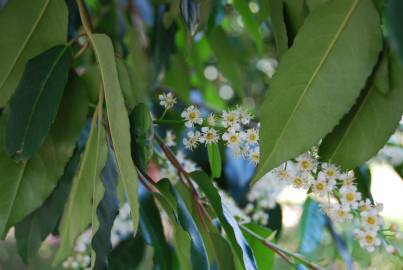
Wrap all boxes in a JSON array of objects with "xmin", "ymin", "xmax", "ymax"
[{"xmin": 75, "ymin": 0, "xmax": 93, "ymax": 34}]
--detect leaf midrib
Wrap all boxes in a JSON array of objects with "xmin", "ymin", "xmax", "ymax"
[
  {"xmin": 0, "ymin": 0, "xmax": 51, "ymax": 90},
  {"xmin": 16, "ymin": 45, "xmax": 69, "ymax": 155},
  {"xmin": 260, "ymin": 0, "xmax": 361, "ymax": 172}
]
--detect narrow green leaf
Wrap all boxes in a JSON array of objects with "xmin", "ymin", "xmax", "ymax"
[
  {"xmin": 354, "ymin": 165, "xmax": 373, "ymax": 203},
  {"xmin": 89, "ymin": 33, "xmax": 140, "ymax": 236},
  {"xmin": 254, "ymin": 0, "xmax": 382, "ymax": 183},
  {"xmin": 0, "ymin": 0, "xmax": 68, "ymax": 107},
  {"xmin": 180, "ymin": 0, "xmax": 200, "ymax": 35},
  {"xmin": 319, "ymin": 52, "xmax": 403, "ymax": 169},
  {"xmin": 233, "ymin": 0, "xmax": 263, "ymax": 54},
  {"xmin": 268, "ymin": 0, "xmax": 289, "ymax": 58},
  {"xmin": 116, "ymin": 57, "xmax": 141, "ymax": 110},
  {"xmin": 15, "ymin": 147, "xmax": 81, "ymax": 263},
  {"xmin": 207, "ymin": 143, "xmax": 222, "ymax": 178},
  {"xmin": 387, "ymin": 0, "xmax": 403, "ymax": 61},
  {"xmin": 54, "ymin": 112, "xmax": 108, "ymax": 265},
  {"xmin": 0, "ymin": 78, "xmax": 88, "ymax": 238},
  {"xmin": 209, "ymin": 232, "xmax": 236, "ymax": 270},
  {"xmin": 374, "ymin": 51, "xmax": 390, "ymax": 95},
  {"xmin": 282, "ymin": 0, "xmax": 306, "ymax": 43},
  {"xmin": 190, "ymin": 171, "xmax": 258, "ymax": 270},
  {"xmin": 5, "ymin": 44, "xmax": 72, "ymax": 161},
  {"xmin": 242, "ymin": 223, "xmax": 275, "ymax": 270}
]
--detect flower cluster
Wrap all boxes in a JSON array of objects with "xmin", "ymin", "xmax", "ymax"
[{"xmin": 260, "ymin": 150, "xmax": 402, "ymax": 254}]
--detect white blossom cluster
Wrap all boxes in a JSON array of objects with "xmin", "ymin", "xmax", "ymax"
[
  {"xmin": 159, "ymin": 92, "xmax": 260, "ymax": 165},
  {"xmin": 264, "ymin": 151, "xmax": 402, "ymax": 254}
]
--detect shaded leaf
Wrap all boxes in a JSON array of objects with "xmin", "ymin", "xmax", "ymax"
[
  {"xmin": 0, "ymin": 0, "xmax": 68, "ymax": 107},
  {"xmin": 5, "ymin": 44, "xmax": 72, "ymax": 161},
  {"xmin": 190, "ymin": 171, "xmax": 258, "ymax": 270},
  {"xmin": 282, "ymin": 0, "xmax": 306, "ymax": 44},
  {"xmin": 298, "ymin": 198, "xmax": 326, "ymax": 255},
  {"xmin": 354, "ymin": 164, "xmax": 373, "ymax": 203},
  {"xmin": 387, "ymin": 0, "xmax": 403, "ymax": 61},
  {"xmin": 209, "ymin": 232, "xmax": 236, "ymax": 270},
  {"xmin": 0, "ymin": 77, "xmax": 88, "ymax": 238},
  {"xmin": 107, "ymin": 234, "xmax": 145, "ymax": 270},
  {"xmin": 54, "ymin": 111, "xmax": 108, "ymax": 265},
  {"xmin": 180, "ymin": 0, "xmax": 200, "ymax": 35},
  {"xmin": 319, "ymin": 52, "xmax": 403, "ymax": 169},
  {"xmin": 116, "ymin": 57, "xmax": 142, "ymax": 111},
  {"xmin": 89, "ymin": 33, "xmax": 140, "ymax": 236},
  {"xmin": 253, "ymin": 0, "xmax": 382, "ymax": 183},
  {"xmin": 207, "ymin": 143, "xmax": 222, "ymax": 178},
  {"xmin": 268, "ymin": 0, "xmax": 288, "ymax": 58}
]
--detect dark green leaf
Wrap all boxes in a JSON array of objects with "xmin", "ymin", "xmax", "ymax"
[
  {"xmin": 180, "ymin": 0, "xmax": 200, "ymax": 35},
  {"xmin": 374, "ymin": 51, "xmax": 390, "ymax": 95},
  {"xmin": 92, "ymin": 149, "xmax": 120, "ymax": 270},
  {"xmin": 268, "ymin": 0, "xmax": 289, "ymax": 58},
  {"xmin": 0, "ymin": 76, "xmax": 88, "ymax": 238},
  {"xmin": 15, "ymin": 147, "xmax": 81, "ymax": 263},
  {"xmin": 129, "ymin": 103, "xmax": 154, "ymax": 172},
  {"xmin": 242, "ymin": 223, "xmax": 275, "ymax": 270},
  {"xmin": 354, "ymin": 165, "xmax": 373, "ymax": 203},
  {"xmin": 253, "ymin": 0, "xmax": 382, "ymax": 183},
  {"xmin": 387, "ymin": 0, "xmax": 403, "ymax": 61},
  {"xmin": 207, "ymin": 143, "xmax": 222, "ymax": 178},
  {"xmin": 209, "ymin": 232, "xmax": 236, "ymax": 270},
  {"xmin": 319, "ymin": 52, "xmax": 403, "ymax": 169},
  {"xmin": 116, "ymin": 57, "xmax": 142, "ymax": 111},
  {"xmin": 108, "ymin": 234, "xmax": 145, "ymax": 270},
  {"xmin": 5, "ymin": 44, "xmax": 72, "ymax": 161},
  {"xmin": 0, "ymin": 0, "xmax": 68, "ymax": 107},
  {"xmin": 298, "ymin": 198, "xmax": 326, "ymax": 255},
  {"xmin": 282, "ymin": 0, "xmax": 306, "ymax": 44},
  {"xmin": 190, "ymin": 171, "xmax": 258, "ymax": 270},
  {"xmin": 164, "ymin": 53, "xmax": 191, "ymax": 102}
]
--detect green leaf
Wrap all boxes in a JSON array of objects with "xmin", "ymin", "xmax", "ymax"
[
  {"xmin": 15, "ymin": 147, "xmax": 81, "ymax": 263},
  {"xmin": 242, "ymin": 223, "xmax": 275, "ymax": 270},
  {"xmin": 5, "ymin": 44, "xmax": 72, "ymax": 161},
  {"xmin": 207, "ymin": 143, "xmax": 222, "ymax": 178},
  {"xmin": 268, "ymin": 0, "xmax": 289, "ymax": 58},
  {"xmin": 91, "ymin": 149, "xmax": 120, "ymax": 269},
  {"xmin": 354, "ymin": 164, "xmax": 373, "ymax": 203},
  {"xmin": 253, "ymin": 0, "xmax": 382, "ymax": 183},
  {"xmin": 129, "ymin": 103, "xmax": 154, "ymax": 172},
  {"xmin": 116, "ymin": 57, "xmax": 141, "ymax": 111},
  {"xmin": 209, "ymin": 232, "xmax": 236, "ymax": 270},
  {"xmin": 164, "ymin": 53, "xmax": 191, "ymax": 102},
  {"xmin": 387, "ymin": 0, "xmax": 403, "ymax": 61},
  {"xmin": 319, "ymin": 52, "xmax": 403, "ymax": 169},
  {"xmin": 233, "ymin": 0, "xmax": 263, "ymax": 54},
  {"xmin": 282, "ymin": 0, "xmax": 306, "ymax": 43},
  {"xmin": 54, "ymin": 111, "xmax": 108, "ymax": 265},
  {"xmin": 156, "ymin": 179, "xmax": 209, "ymax": 270},
  {"xmin": 0, "ymin": 77, "xmax": 88, "ymax": 238},
  {"xmin": 190, "ymin": 171, "xmax": 257, "ymax": 270},
  {"xmin": 298, "ymin": 198, "xmax": 326, "ymax": 255},
  {"xmin": 0, "ymin": 0, "xmax": 68, "ymax": 107},
  {"xmin": 180, "ymin": 0, "xmax": 200, "ymax": 35},
  {"xmin": 108, "ymin": 234, "xmax": 145, "ymax": 270},
  {"xmin": 89, "ymin": 33, "xmax": 140, "ymax": 236},
  {"xmin": 374, "ymin": 51, "xmax": 390, "ymax": 95}
]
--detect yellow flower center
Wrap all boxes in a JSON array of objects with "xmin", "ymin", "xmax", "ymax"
[
  {"xmin": 207, "ymin": 132, "xmax": 214, "ymax": 140},
  {"xmin": 367, "ymin": 216, "xmax": 377, "ymax": 225},
  {"xmin": 229, "ymin": 135, "xmax": 238, "ymax": 143},
  {"xmin": 227, "ymin": 114, "xmax": 235, "ymax": 123},
  {"xmin": 293, "ymin": 177, "xmax": 303, "ymax": 187},
  {"xmin": 301, "ymin": 160, "xmax": 310, "ymax": 169},
  {"xmin": 249, "ymin": 133, "xmax": 256, "ymax": 141},
  {"xmin": 316, "ymin": 182, "xmax": 325, "ymax": 191},
  {"xmin": 365, "ymin": 235, "xmax": 374, "ymax": 244},
  {"xmin": 337, "ymin": 210, "xmax": 346, "ymax": 218},
  {"xmin": 188, "ymin": 111, "xmax": 197, "ymax": 120},
  {"xmin": 346, "ymin": 193, "xmax": 355, "ymax": 202},
  {"xmin": 326, "ymin": 169, "xmax": 335, "ymax": 177}
]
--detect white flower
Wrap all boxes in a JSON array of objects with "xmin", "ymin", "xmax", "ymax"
[
  {"xmin": 238, "ymin": 107, "xmax": 252, "ymax": 125},
  {"xmin": 165, "ymin": 130, "xmax": 176, "ymax": 147},
  {"xmin": 385, "ymin": 245, "xmax": 396, "ymax": 254},
  {"xmin": 320, "ymin": 163, "xmax": 341, "ymax": 181},
  {"xmin": 358, "ymin": 198, "xmax": 372, "ymax": 212},
  {"xmin": 248, "ymin": 147, "xmax": 260, "ymax": 165},
  {"xmin": 181, "ymin": 105, "xmax": 203, "ymax": 127},
  {"xmin": 245, "ymin": 128, "xmax": 259, "ymax": 145},
  {"xmin": 290, "ymin": 172, "xmax": 312, "ymax": 190},
  {"xmin": 207, "ymin": 113, "xmax": 216, "ymax": 126},
  {"xmin": 159, "ymin": 92, "xmax": 176, "ymax": 109},
  {"xmin": 222, "ymin": 110, "xmax": 240, "ymax": 129},
  {"xmin": 339, "ymin": 184, "xmax": 361, "ymax": 209},
  {"xmin": 355, "ymin": 229, "xmax": 381, "ymax": 252},
  {"xmin": 329, "ymin": 203, "xmax": 353, "ymax": 222},
  {"xmin": 222, "ymin": 131, "xmax": 242, "ymax": 146},
  {"xmin": 360, "ymin": 206, "xmax": 384, "ymax": 231},
  {"xmin": 183, "ymin": 131, "xmax": 201, "ymax": 150},
  {"xmin": 199, "ymin": 127, "xmax": 219, "ymax": 144},
  {"xmin": 274, "ymin": 165, "xmax": 291, "ymax": 183},
  {"xmin": 230, "ymin": 145, "xmax": 248, "ymax": 158},
  {"xmin": 311, "ymin": 176, "xmax": 336, "ymax": 196},
  {"xmin": 296, "ymin": 152, "xmax": 316, "ymax": 172}
]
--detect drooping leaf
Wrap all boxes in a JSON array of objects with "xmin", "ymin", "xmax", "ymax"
[
  {"xmin": 92, "ymin": 148, "xmax": 120, "ymax": 269},
  {"xmin": 190, "ymin": 171, "xmax": 258, "ymax": 270},
  {"xmin": 129, "ymin": 103, "xmax": 154, "ymax": 173},
  {"xmin": 387, "ymin": 0, "xmax": 403, "ymax": 61},
  {"xmin": 116, "ymin": 57, "xmax": 142, "ymax": 111},
  {"xmin": 253, "ymin": 0, "xmax": 382, "ymax": 183},
  {"xmin": 5, "ymin": 44, "xmax": 73, "ymax": 161},
  {"xmin": 282, "ymin": 0, "xmax": 306, "ymax": 43},
  {"xmin": 89, "ymin": 33, "xmax": 140, "ymax": 236},
  {"xmin": 209, "ymin": 232, "xmax": 236, "ymax": 270},
  {"xmin": 0, "ymin": 77, "xmax": 88, "ymax": 238},
  {"xmin": 354, "ymin": 165, "xmax": 373, "ymax": 203},
  {"xmin": 319, "ymin": 52, "xmax": 403, "ymax": 169},
  {"xmin": 207, "ymin": 143, "xmax": 222, "ymax": 178},
  {"xmin": 156, "ymin": 179, "xmax": 209, "ymax": 270},
  {"xmin": 180, "ymin": 0, "xmax": 200, "ymax": 35},
  {"xmin": 241, "ymin": 223, "xmax": 275, "ymax": 270},
  {"xmin": 107, "ymin": 234, "xmax": 145, "ymax": 270},
  {"xmin": 298, "ymin": 198, "xmax": 326, "ymax": 255},
  {"xmin": 140, "ymin": 189, "xmax": 174, "ymax": 270},
  {"xmin": 233, "ymin": 0, "xmax": 263, "ymax": 54},
  {"xmin": 54, "ymin": 111, "xmax": 108, "ymax": 265},
  {"xmin": 268, "ymin": 0, "xmax": 288, "ymax": 58},
  {"xmin": 15, "ymin": 147, "xmax": 82, "ymax": 263},
  {"xmin": 0, "ymin": 0, "xmax": 68, "ymax": 107}
]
